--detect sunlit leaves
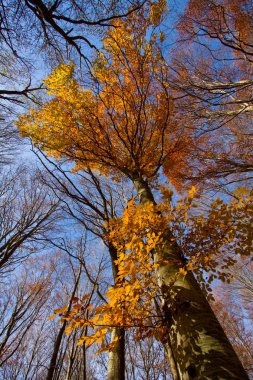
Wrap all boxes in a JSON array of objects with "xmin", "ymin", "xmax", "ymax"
[
  {"xmin": 43, "ymin": 62, "xmax": 77, "ymax": 98},
  {"xmin": 150, "ymin": 0, "xmax": 167, "ymax": 26},
  {"xmin": 14, "ymin": 0, "xmax": 253, "ymax": 361},
  {"xmin": 58, "ymin": 187, "xmax": 252, "ymax": 351},
  {"xmin": 16, "ymin": 1, "xmax": 172, "ymax": 180}
]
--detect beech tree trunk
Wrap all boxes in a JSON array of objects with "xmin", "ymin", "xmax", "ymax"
[
  {"xmin": 107, "ymin": 245, "xmax": 125, "ymax": 380},
  {"xmin": 46, "ymin": 266, "xmax": 82, "ymax": 380},
  {"xmin": 107, "ymin": 327, "xmax": 125, "ymax": 380},
  {"xmin": 46, "ymin": 321, "xmax": 67, "ymax": 380},
  {"xmin": 133, "ymin": 177, "xmax": 249, "ymax": 380}
]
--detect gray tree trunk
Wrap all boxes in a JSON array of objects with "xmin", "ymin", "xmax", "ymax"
[
  {"xmin": 107, "ymin": 327, "xmax": 125, "ymax": 380},
  {"xmin": 133, "ymin": 177, "xmax": 249, "ymax": 380},
  {"xmin": 107, "ymin": 245, "xmax": 125, "ymax": 380}
]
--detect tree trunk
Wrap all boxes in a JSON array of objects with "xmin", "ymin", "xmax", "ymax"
[
  {"xmin": 107, "ymin": 245, "xmax": 125, "ymax": 380},
  {"xmin": 133, "ymin": 177, "xmax": 249, "ymax": 380},
  {"xmin": 82, "ymin": 342, "xmax": 87, "ymax": 380},
  {"xmin": 46, "ymin": 266, "xmax": 82, "ymax": 380},
  {"xmin": 107, "ymin": 327, "xmax": 125, "ymax": 380},
  {"xmin": 66, "ymin": 331, "xmax": 78, "ymax": 380}
]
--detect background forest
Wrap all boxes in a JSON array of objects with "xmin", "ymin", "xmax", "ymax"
[{"xmin": 0, "ymin": 0, "xmax": 252, "ymax": 379}]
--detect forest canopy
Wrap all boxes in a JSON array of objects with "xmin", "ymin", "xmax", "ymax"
[{"xmin": 1, "ymin": 0, "xmax": 252, "ymax": 379}]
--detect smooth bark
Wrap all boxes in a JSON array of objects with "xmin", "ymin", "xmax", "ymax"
[
  {"xmin": 133, "ymin": 176, "xmax": 249, "ymax": 380},
  {"xmin": 107, "ymin": 328, "xmax": 125, "ymax": 380},
  {"xmin": 107, "ymin": 244, "xmax": 126, "ymax": 380}
]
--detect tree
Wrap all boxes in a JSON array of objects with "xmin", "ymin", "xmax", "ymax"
[
  {"xmin": 0, "ymin": 166, "xmax": 59, "ymax": 274},
  {"xmin": 35, "ymin": 151, "xmax": 131, "ymax": 379},
  {"xmin": 178, "ymin": 0, "xmax": 253, "ymax": 63},
  {"xmin": 0, "ymin": 0, "xmax": 147, "ymax": 84},
  {"xmin": 212, "ymin": 259, "xmax": 253, "ymax": 378},
  {"xmin": 22, "ymin": 0, "xmax": 146, "ymax": 62},
  {"xmin": 17, "ymin": 2, "xmax": 251, "ymax": 378},
  {"xmin": 46, "ymin": 260, "xmax": 82, "ymax": 380},
  {"xmin": 212, "ymin": 294, "xmax": 253, "ymax": 378},
  {"xmin": 0, "ymin": 0, "xmax": 147, "ymax": 170},
  {"xmin": 0, "ymin": 260, "xmax": 52, "ymax": 372},
  {"xmin": 125, "ymin": 331, "xmax": 171, "ymax": 379},
  {"xmin": 0, "ymin": 243, "xmax": 110, "ymax": 379},
  {"xmin": 163, "ymin": 0, "xmax": 253, "ymax": 191}
]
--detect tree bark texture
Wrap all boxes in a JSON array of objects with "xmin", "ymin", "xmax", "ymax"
[
  {"xmin": 133, "ymin": 177, "xmax": 249, "ymax": 380},
  {"xmin": 107, "ymin": 327, "xmax": 125, "ymax": 380},
  {"xmin": 107, "ymin": 244, "xmax": 126, "ymax": 380}
]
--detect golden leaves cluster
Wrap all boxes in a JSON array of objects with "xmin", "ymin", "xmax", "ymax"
[
  {"xmin": 173, "ymin": 187, "xmax": 253, "ymax": 285},
  {"xmin": 16, "ymin": 1, "xmax": 171, "ymax": 180},
  {"xmin": 49, "ymin": 186, "xmax": 252, "ymax": 351}
]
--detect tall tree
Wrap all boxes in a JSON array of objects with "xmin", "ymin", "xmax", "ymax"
[
  {"xmin": 163, "ymin": 0, "xmax": 253, "ymax": 191},
  {"xmin": 35, "ymin": 152, "xmax": 130, "ymax": 379},
  {"xmin": 0, "ymin": 0, "xmax": 147, "ymax": 170},
  {"xmin": 17, "ymin": 2, "xmax": 251, "ymax": 378}
]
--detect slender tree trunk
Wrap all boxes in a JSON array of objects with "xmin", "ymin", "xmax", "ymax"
[
  {"xmin": 66, "ymin": 331, "xmax": 78, "ymax": 380},
  {"xmin": 133, "ymin": 176, "xmax": 249, "ymax": 380},
  {"xmin": 107, "ymin": 327, "xmax": 125, "ymax": 380},
  {"xmin": 46, "ymin": 266, "xmax": 82, "ymax": 380},
  {"xmin": 154, "ymin": 298, "xmax": 180, "ymax": 380},
  {"xmin": 107, "ymin": 245, "xmax": 125, "ymax": 380},
  {"xmin": 82, "ymin": 341, "xmax": 87, "ymax": 380},
  {"xmin": 164, "ymin": 342, "xmax": 180, "ymax": 380},
  {"xmin": 46, "ymin": 321, "xmax": 67, "ymax": 380}
]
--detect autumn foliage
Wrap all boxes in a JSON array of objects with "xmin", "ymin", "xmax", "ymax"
[{"xmin": 15, "ymin": 1, "xmax": 252, "ymax": 378}]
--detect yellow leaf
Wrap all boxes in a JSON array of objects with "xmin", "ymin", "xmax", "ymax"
[
  {"xmin": 188, "ymin": 186, "xmax": 196, "ymax": 199},
  {"xmin": 54, "ymin": 306, "xmax": 68, "ymax": 314},
  {"xmin": 179, "ymin": 267, "xmax": 187, "ymax": 276},
  {"xmin": 48, "ymin": 314, "xmax": 56, "ymax": 321}
]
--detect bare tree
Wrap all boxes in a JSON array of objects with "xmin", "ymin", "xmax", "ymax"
[
  {"xmin": 0, "ymin": 166, "xmax": 59, "ymax": 274},
  {"xmin": 0, "ymin": 262, "xmax": 52, "ymax": 369},
  {"xmin": 125, "ymin": 332, "xmax": 171, "ymax": 380}
]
